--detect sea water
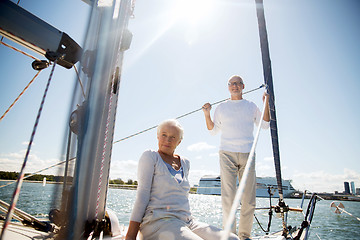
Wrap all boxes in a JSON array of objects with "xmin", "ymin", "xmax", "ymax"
[{"xmin": 1, "ymin": 181, "xmax": 359, "ymax": 239}]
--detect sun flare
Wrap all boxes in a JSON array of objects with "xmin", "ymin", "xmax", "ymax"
[{"xmin": 172, "ymin": 0, "xmax": 216, "ymax": 26}]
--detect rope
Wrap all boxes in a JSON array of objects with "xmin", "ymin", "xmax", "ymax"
[
  {"xmin": 0, "ymin": 40, "xmax": 40, "ymax": 61},
  {"xmin": 0, "ymin": 60, "xmax": 57, "ymax": 239},
  {"xmin": 113, "ymin": 84, "xmax": 265, "ymax": 144},
  {"xmin": 221, "ymin": 92, "xmax": 269, "ymax": 240},
  {"xmin": 0, "ymin": 70, "xmax": 42, "ymax": 122}
]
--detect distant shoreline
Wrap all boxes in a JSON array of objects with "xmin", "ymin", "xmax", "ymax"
[{"xmin": 2, "ymin": 180, "xmax": 359, "ymax": 201}]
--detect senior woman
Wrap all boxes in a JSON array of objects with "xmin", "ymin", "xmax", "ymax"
[{"xmin": 125, "ymin": 119, "xmax": 239, "ymax": 240}]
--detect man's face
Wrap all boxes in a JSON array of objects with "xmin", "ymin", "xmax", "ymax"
[{"xmin": 228, "ymin": 77, "xmax": 244, "ymax": 96}]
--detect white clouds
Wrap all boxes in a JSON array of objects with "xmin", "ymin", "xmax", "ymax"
[
  {"xmin": 187, "ymin": 142, "xmax": 216, "ymax": 152},
  {"xmin": 0, "ymin": 149, "xmax": 138, "ymax": 182},
  {"xmin": 257, "ymin": 155, "xmax": 360, "ymax": 193},
  {"xmin": 257, "ymin": 162, "xmax": 273, "ymax": 172},
  {"xmin": 263, "ymin": 157, "xmax": 273, "ymax": 162},
  {"xmin": 291, "ymin": 168, "xmax": 360, "ymax": 193},
  {"xmin": 0, "ymin": 151, "xmax": 62, "ymax": 175},
  {"xmin": 256, "ymin": 156, "xmax": 275, "ymax": 177},
  {"xmin": 109, "ymin": 159, "xmax": 138, "ymax": 181}
]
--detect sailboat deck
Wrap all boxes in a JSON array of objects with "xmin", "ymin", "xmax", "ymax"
[{"xmin": 0, "ymin": 220, "xmax": 53, "ymax": 240}]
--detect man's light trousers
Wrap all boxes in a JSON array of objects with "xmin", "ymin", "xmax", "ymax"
[{"xmin": 219, "ymin": 150, "xmax": 256, "ymax": 239}]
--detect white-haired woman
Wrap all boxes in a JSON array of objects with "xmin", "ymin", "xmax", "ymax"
[{"xmin": 126, "ymin": 119, "xmax": 239, "ymax": 240}]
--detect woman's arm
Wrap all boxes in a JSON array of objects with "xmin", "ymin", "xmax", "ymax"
[
  {"xmin": 126, "ymin": 151, "xmax": 156, "ymax": 239},
  {"xmin": 125, "ymin": 221, "xmax": 141, "ymax": 240}
]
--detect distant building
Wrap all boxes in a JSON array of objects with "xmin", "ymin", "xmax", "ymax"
[
  {"xmin": 350, "ymin": 181, "xmax": 355, "ymax": 195},
  {"xmin": 356, "ymin": 188, "xmax": 360, "ymax": 195},
  {"xmin": 344, "ymin": 182, "xmax": 350, "ymax": 194}
]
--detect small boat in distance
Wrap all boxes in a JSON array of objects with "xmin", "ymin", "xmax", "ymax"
[{"xmin": 196, "ymin": 175, "xmax": 296, "ymax": 198}]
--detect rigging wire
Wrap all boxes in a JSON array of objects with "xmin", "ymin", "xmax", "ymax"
[
  {"xmin": 0, "ymin": 70, "xmax": 42, "ymax": 122},
  {"xmin": 113, "ymin": 84, "xmax": 265, "ymax": 144},
  {"xmin": 0, "ymin": 59, "xmax": 58, "ymax": 239}
]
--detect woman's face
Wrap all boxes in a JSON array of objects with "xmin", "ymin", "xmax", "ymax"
[{"xmin": 157, "ymin": 124, "xmax": 182, "ymax": 155}]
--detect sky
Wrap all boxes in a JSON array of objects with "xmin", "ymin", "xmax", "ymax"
[{"xmin": 0, "ymin": 0, "xmax": 359, "ymax": 194}]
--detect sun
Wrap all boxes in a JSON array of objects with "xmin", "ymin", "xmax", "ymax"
[
  {"xmin": 171, "ymin": 0, "xmax": 216, "ymax": 27},
  {"xmin": 167, "ymin": 0, "xmax": 217, "ymax": 45}
]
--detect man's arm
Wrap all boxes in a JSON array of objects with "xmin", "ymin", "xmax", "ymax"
[
  {"xmin": 262, "ymin": 93, "xmax": 270, "ymax": 122},
  {"xmin": 202, "ymin": 103, "xmax": 214, "ymax": 130}
]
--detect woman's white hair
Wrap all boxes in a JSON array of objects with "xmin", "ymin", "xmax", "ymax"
[{"xmin": 157, "ymin": 119, "xmax": 184, "ymax": 140}]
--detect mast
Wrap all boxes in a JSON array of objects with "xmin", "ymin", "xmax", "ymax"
[
  {"xmin": 255, "ymin": 0, "xmax": 289, "ymax": 235},
  {"xmin": 59, "ymin": 0, "xmax": 133, "ymax": 238},
  {"xmin": 255, "ymin": 0, "xmax": 283, "ymax": 199}
]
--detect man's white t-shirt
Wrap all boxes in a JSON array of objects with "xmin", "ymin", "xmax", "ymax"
[{"xmin": 210, "ymin": 99, "xmax": 270, "ymax": 153}]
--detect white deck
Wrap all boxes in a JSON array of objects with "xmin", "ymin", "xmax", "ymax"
[
  {"xmin": 0, "ymin": 220, "xmax": 135, "ymax": 240},
  {"xmin": 0, "ymin": 221, "xmax": 53, "ymax": 240}
]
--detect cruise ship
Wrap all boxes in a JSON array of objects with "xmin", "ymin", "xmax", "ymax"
[{"xmin": 196, "ymin": 175, "xmax": 296, "ymax": 198}]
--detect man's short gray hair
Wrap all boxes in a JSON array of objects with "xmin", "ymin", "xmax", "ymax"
[{"xmin": 228, "ymin": 75, "xmax": 243, "ymax": 84}]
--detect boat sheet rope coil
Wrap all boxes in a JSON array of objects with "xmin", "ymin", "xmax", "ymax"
[
  {"xmin": 113, "ymin": 84, "xmax": 265, "ymax": 144},
  {"xmin": 221, "ymin": 92, "xmax": 269, "ymax": 240},
  {"xmin": 0, "ymin": 59, "xmax": 58, "ymax": 240}
]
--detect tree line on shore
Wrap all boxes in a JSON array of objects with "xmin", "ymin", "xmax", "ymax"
[{"xmin": 0, "ymin": 171, "xmax": 137, "ymax": 185}]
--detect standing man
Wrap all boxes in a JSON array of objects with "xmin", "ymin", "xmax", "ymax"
[{"xmin": 202, "ymin": 75, "xmax": 270, "ymax": 240}]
